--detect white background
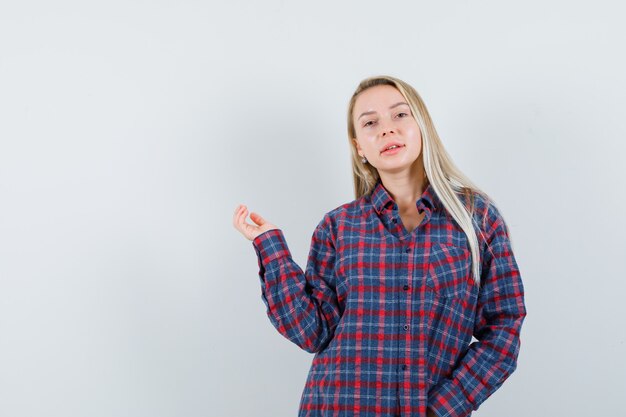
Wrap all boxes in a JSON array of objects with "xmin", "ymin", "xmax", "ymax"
[{"xmin": 1, "ymin": 1, "xmax": 625, "ymax": 416}]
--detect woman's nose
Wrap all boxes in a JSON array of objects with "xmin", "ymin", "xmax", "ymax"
[
  {"xmin": 379, "ymin": 119, "xmax": 396, "ymax": 136},
  {"xmin": 381, "ymin": 124, "xmax": 396, "ymax": 136}
]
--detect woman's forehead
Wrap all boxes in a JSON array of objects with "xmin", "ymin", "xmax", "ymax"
[
  {"xmin": 354, "ymin": 85, "xmax": 404, "ymax": 110},
  {"xmin": 353, "ymin": 85, "xmax": 407, "ymax": 119}
]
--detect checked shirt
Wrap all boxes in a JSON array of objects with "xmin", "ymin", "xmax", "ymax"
[{"xmin": 252, "ymin": 179, "xmax": 526, "ymax": 417}]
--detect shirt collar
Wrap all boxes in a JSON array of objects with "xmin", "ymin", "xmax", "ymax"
[{"xmin": 370, "ymin": 178, "xmax": 440, "ymax": 215}]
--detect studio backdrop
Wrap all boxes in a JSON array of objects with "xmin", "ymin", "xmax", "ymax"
[{"xmin": 0, "ymin": 1, "xmax": 624, "ymax": 416}]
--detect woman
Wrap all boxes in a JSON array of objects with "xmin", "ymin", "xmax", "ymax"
[{"xmin": 233, "ymin": 75, "xmax": 527, "ymax": 417}]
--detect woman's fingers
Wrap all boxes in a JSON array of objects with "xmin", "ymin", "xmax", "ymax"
[
  {"xmin": 233, "ymin": 204, "xmax": 276, "ymax": 241},
  {"xmin": 232, "ymin": 205, "xmax": 240, "ymax": 229},
  {"xmin": 234, "ymin": 205, "xmax": 244, "ymax": 226},
  {"xmin": 234, "ymin": 205, "xmax": 250, "ymax": 231},
  {"xmin": 234, "ymin": 204, "xmax": 263, "ymax": 240}
]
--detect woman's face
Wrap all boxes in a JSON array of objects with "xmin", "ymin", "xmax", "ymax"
[{"xmin": 352, "ymin": 85, "xmax": 422, "ymax": 174}]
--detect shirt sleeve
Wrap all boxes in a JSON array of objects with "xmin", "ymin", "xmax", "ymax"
[
  {"xmin": 427, "ymin": 202, "xmax": 527, "ymax": 417},
  {"xmin": 251, "ymin": 214, "xmax": 342, "ymax": 354}
]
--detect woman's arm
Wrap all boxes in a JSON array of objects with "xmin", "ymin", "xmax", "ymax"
[
  {"xmin": 427, "ymin": 202, "xmax": 527, "ymax": 417},
  {"xmin": 251, "ymin": 214, "xmax": 342, "ymax": 353}
]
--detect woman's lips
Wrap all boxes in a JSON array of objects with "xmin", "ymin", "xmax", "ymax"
[{"xmin": 381, "ymin": 145, "xmax": 405, "ymax": 155}]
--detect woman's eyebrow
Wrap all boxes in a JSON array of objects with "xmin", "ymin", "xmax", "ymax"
[{"xmin": 357, "ymin": 102, "xmax": 409, "ymax": 120}]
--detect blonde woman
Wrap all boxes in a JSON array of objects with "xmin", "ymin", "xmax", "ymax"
[{"xmin": 233, "ymin": 75, "xmax": 526, "ymax": 417}]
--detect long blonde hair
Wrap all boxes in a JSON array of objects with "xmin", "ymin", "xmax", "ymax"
[{"xmin": 347, "ymin": 75, "xmax": 507, "ymax": 285}]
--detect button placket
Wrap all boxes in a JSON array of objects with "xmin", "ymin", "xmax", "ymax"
[{"xmin": 403, "ymin": 244, "xmax": 412, "ymax": 331}]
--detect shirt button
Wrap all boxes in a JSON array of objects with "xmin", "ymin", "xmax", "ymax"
[
  {"xmin": 405, "ymin": 246, "xmax": 410, "ymax": 252},
  {"xmin": 402, "ymin": 364, "xmax": 408, "ymax": 370},
  {"xmin": 403, "ymin": 324, "xmax": 409, "ymax": 331},
  {"xmin": 403, "ymin": 284, "xmax": 409, "ymax": 290},
  {"xmin": 392, "ymin": 218, "xmax": 397, "ymax": 223}
]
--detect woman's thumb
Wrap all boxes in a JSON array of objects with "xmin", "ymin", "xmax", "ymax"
[{"xmin": 250, "ymin": 212, "xmax": 264, "ymax": 225}]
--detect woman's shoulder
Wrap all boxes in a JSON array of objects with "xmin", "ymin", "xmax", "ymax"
[
  {"xmin": 328, "ymin": 197, "xmax": 362, "ymax": 217},
  {"xmin": 456, "ymin": 186, "xmax": 499, "ymax": 217},
  {"xmin": 313, "ymin": 195, "xmax": 366, "ymax": 239},
  {"xmin": 458, "ymin": 187, "xmax": 511, "ymax": 244}
]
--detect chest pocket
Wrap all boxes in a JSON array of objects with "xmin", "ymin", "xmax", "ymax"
[{"xmin": 426, "ymin": 243, "xmax": 472, "ymax": 298}]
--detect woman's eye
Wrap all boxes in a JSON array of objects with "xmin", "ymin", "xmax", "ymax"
[
  {"xmin": 364, "ymin": 120, "xmax": 375, "ymax": 127},
  {"xmin": 397, "ymin": 112, "xmax": 408, "ymax": 118}
]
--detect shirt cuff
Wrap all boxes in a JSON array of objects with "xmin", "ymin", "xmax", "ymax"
[
  {"xmin": 428, "ymin": 378, "xmax": 474, "ymax": 417},
  {"xmin": 251, "ymin": 228, "xmax": 291, "ymax": 266}
]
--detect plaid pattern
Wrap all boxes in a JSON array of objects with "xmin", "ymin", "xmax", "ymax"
[{"xmin": 252, "ymin": 179, "xmax": 526, "ymax": 417}]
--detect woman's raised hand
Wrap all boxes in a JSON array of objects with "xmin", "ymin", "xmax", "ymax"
[{"xmin": 233, "ymin": 204, "xmax": 279, "ymax": 241}]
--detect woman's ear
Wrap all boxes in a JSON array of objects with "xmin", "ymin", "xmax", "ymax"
[{"xmin": 352, "ymin": 138, "xmax": 361, "ymax": 155}]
